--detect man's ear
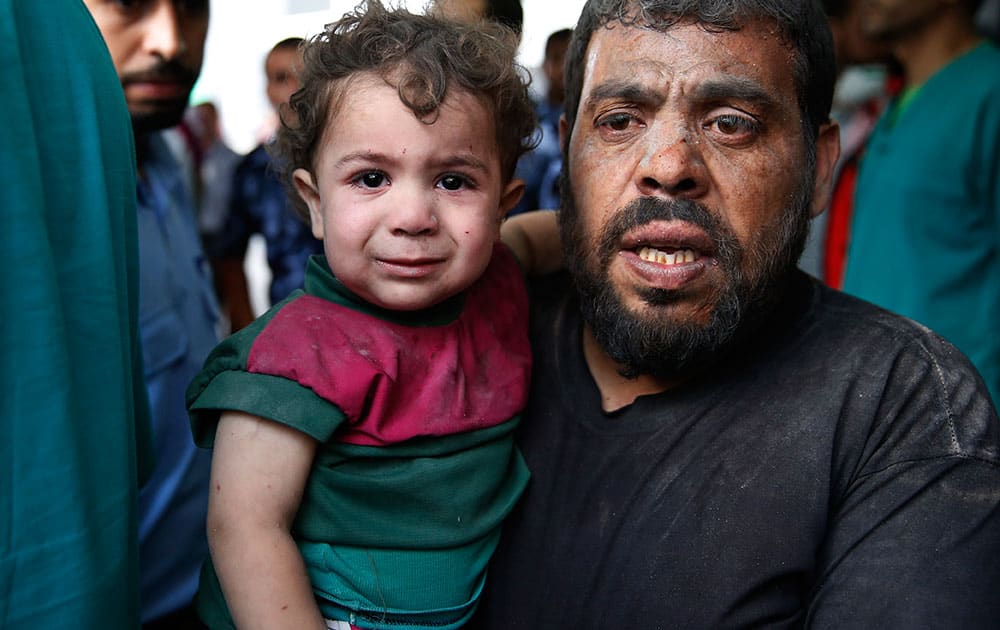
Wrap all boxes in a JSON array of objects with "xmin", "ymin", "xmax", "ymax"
[
  {"xmin": 810, "ymin": 120, "xmax": 841, "ymax": 218},
  {"xmin": 292, "ymin": 168, "xmax": 324, "ymax": 239},
  {"xmin": 498, "ymin": 177, "xmax": 526, "ymax": 220}
]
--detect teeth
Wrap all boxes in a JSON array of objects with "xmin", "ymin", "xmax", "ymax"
[{"xmin": 638, "ymin": 246, "xmax": 697, "ymax": 265}]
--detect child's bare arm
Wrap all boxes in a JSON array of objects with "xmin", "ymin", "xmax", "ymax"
[
  {"xmin": 501, "ymin": 210, "xmax": 563, "ymax": 275},
  {"xmin": 207, "ymin": 410, "xmax": 325, "ymax": 630}
]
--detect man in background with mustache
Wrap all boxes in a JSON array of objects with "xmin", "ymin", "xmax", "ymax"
[
  {"xmin": 476, "ymin": 0, "xmax": 1000, "ymax": 627},
  {"xmin": 82, "ymin": 1, "xmax": 217, "ymax": 627}
]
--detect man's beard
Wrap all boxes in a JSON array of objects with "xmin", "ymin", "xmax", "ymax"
[
  {"xmin": 130, "ymin": 104, "xmax": 190, "ymax": 135},
  {"xmin": 560, "ymin": 175, "xmax": 812, "ymax": 381},
  {"xmin": 122, "ymin": 60, "xmax": 198, "ymax": 134}
]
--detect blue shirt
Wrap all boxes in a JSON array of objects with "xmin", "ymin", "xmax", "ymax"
[
  {"xmin": 136, "ymin": 132, "xmax": 219, "ymax": 622},
  {"xmin": 510, "ymin": 99, "xmax": 564, "ymax": 216},
  {"xmin": 209, "ymin": 143, "xmax": 323, "ymax": 306}
]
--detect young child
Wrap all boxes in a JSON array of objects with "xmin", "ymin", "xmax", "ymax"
[{"xmin": 185, "ymin": 3, "xmax": 538, "ymax": 628}]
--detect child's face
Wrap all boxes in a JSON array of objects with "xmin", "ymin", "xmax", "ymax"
[{"xmin": 294, "ymin": 74, "xmax": 524, "ymax": 311}]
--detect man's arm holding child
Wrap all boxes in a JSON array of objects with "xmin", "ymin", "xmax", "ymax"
[
  {"xmin": 207, "ymin": 411, "xmax": 326, "ymax": 629},
  {"xmin": 501, "ymin": 210, "xmax": 563, "ymax": 275}
]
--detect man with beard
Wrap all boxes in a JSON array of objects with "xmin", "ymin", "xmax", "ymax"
[
  {"xmin": 475, "ymin": 0, "xmax": 1000, "ymax": 627},
  {"xmin": 82, "ymin": 1, "xmax": 217, "ymax": 628}
]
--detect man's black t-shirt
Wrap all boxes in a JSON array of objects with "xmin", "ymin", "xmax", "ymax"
[{"xmin": 474, "ymin": 271, "xmax": 1000, "ymax": 629}]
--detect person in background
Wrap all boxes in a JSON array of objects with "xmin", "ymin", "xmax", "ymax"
[
  {"xmin": 842, "ymin": 0, "xmax": 1000, "ymax": 406},
  {"xmin": 432, "ymin": 0, "xmax": 523, "ymax": 36},
  {"xmin": 1, "ymin": 0, "xmax": 152, "ymax": 626},
  {"xmin": 186, "ymin": 2, "xmax": 535, "ymax": 627},
  {"xmin": 185, "ymin": 102, "xmax": 242, "ymax": 252},
  {"xmin": 209, "ymin": 37, "xmax": 322, "ymax": 332},
  {"xmin": 510, "ymin": 28, "xmax": 572, "ymax": 215},
  {"xmin": 797, "ymin": 0, "xmax": 897, "ymax": 284},
  {"xmin": 471, "ymin": 0, "xmax": 1000, "ymax": 627},
  {"xmin": 81, "ymin": 0, "xmax": 218, "ymax": 627}
]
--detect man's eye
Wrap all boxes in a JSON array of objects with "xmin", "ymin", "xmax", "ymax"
[
  {"xmin": 437, "ymin": 174, "xmax": 470, "ymax": 191},
  {"xmin": 354, "ymin": 171, "xmax": 387, "ymax": 189},
  {"xmin": 709, "ymin": 114, "xmax": 760, "ymax": 137},
  {"xmin": 597, "ymin": 112, "xmax": 636, "ymax": 132}
]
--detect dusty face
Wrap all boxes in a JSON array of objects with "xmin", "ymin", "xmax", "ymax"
[
  {"xmin": 857, "ymin": 0, "xmax": 943, "ymax": 41},
  {"xmin": 561, "ymin": 19, "xmax": 837, "ymax": 378},
  {"xmin": 294, "ymin": 74, "xmax": 523, "ymax": 311},
  {"xmin": 83, "ymin": 0, "xmax": 208, "ymax": 134},
  {"xmin": 265, "ymin": 47, "xmax": 302, "ymax": 110}
]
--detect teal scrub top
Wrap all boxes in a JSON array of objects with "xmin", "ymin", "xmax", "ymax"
[
  {"xmin": 0, "ymin": 0, "xmax": 153, "ymax": 627},
  {"xmin": 843, "ymin": 42, "xmax": 1000, "ymax": 408}
]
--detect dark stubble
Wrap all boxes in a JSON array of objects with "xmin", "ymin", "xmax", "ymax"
[
  {"xmin": 559, "ymin": 174, "xmax": 812, "ymax": 381},
  {"xmin": 121, "ymin": 59, "xmax": 200, "ymax": 135}
]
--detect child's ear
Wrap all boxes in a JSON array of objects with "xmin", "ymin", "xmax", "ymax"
[
  {"xmin": 292, "ymin": 168, "xmax": 325, "ymax": 239},
  {"xmin": 498, "ymin": 178, "xmax": 526, "ymax": 220}
]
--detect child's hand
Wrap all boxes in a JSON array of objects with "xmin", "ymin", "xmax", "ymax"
[{"xmin": 501, "ymin": 210, "xmax": 563, "ymax": 275}]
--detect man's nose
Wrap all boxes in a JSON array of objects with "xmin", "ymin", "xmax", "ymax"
[
  {"xmin": 143, "ymin": 0, "xmax": 187, "ymax": 60},
  {"xmin": 634, "ymin": 120, "xmax": 709, "ymax": 199}
]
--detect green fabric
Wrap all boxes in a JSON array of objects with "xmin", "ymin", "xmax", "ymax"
[
  {"xmin": 188, "ymin": 257, "xmax": 529, "ymax": 629},
  {"xmin": 843, "ymin": 42, "xmax": 1000, "ymax": 407},
  {"xmin": 0, "ymin": 0, "xmax": 152, "ymax": 627},
  {"xmin": 882, "ymin": 84, "xmax": 921, "ymax": 128}
]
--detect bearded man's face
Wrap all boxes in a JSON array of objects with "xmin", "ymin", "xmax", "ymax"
[{"xmin": 560, "ymin": 20, "xmax": 837, "ymax": 379}]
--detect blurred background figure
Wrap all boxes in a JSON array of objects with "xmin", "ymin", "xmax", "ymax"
[
  {"xmin": 798, "ymin": 0, "xmax": 898, "ymax": 284},
  {"xmin": 510, "ymin": 27, "xmax": 571, "ymax": 215},
  {"xmin": 978, "ymin": 0, "xmax": 1000, "ymax": 40},
  {"xmin": 842, "ymin": 0, "xmax": 1000, "ymax": 406},
  {"xmin": 431, "ymin": 0, "xmax": 531, "ymax": 92},
  {"xmin": 433, "ymin": 0, "xmax": 523, "ymax": 35},
  {"xmin": 186, "ymin": 102, "xmax": 242, "ymax": 249},
  {"xmin": 209, "ymin": 37, "xmax": 322, "ymax": 332},
  {"xmin": 1, "ymin": 0, "xmax": 152, "ymax": 627},
  {"xmin": 81, "ymin": 0, "xmax": 219, "ymax": 627}
]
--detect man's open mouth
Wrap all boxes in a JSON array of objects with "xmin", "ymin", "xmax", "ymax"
[{"xmin": 637, "ymin": 246, "xmax": 699, "ymax": 266}]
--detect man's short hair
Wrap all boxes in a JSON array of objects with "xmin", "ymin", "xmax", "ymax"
[
  {"xmin": 562, "ymin": 0, "xmax": 837, "ymax": 150},
  {"xmin": 274, "ymin": 0, "xmax": 537, "ymax": 219}
]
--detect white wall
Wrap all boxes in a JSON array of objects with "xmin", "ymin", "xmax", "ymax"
[{"xmin": 193, "ymin": 0, "xmax": 584, "ymax": 153}]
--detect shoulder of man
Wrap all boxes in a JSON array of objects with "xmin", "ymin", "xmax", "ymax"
[{"xmin": 806, "ymin": 281, "xmax": 1000, "ymax": 465}]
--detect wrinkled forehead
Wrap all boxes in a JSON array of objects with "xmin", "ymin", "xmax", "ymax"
[{"xmin": 576, "ymin": 19, "xmax": 798, "ymax": 114}]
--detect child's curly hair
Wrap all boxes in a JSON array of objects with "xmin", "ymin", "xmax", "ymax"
[{"xmin": 274, "ymin": 0, "xmax": 538, "ymax": 220}]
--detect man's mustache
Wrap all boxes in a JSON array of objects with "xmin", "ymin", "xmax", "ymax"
[
  {"xmin": 596, "ymin": 196, "xmax": 737, "ymax": 266},
  {"xmin": 120, "ymin": 60, "xmax": 197, "ymax": 87}
]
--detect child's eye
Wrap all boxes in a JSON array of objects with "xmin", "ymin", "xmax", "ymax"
[
  {"xmin": 437, "ymin": 174, "xmax": 472, "ymax": 191},
  {"xmin": 353, "ymin": 171, "xmax": 388, "ymax": 189}
]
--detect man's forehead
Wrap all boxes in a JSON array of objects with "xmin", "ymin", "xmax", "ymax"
[{"xmin": 580, "ymin": 19, "xmax": 795, "ymax": 100}]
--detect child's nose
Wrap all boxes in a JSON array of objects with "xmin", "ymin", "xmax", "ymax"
[{"xmin": 389, "ymin": 193, "xmax": 438, "ymax": 236}]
